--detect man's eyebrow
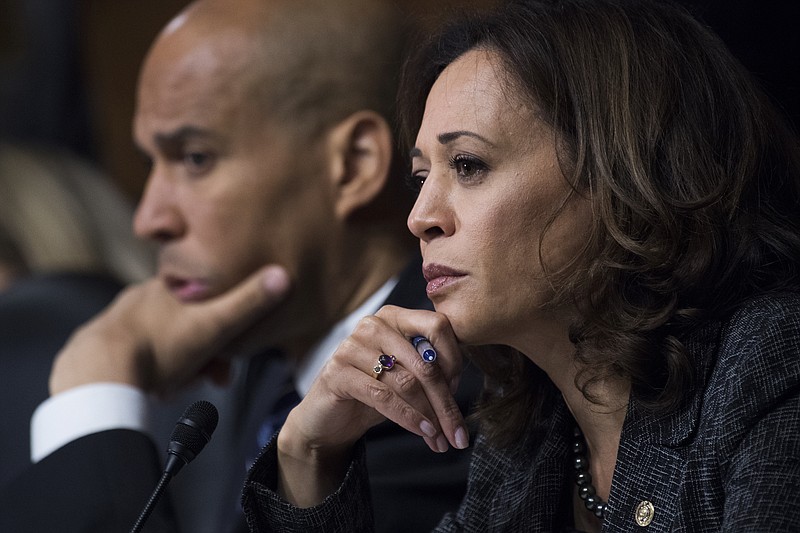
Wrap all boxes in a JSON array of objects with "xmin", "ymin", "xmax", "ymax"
[
  {"xmin": 410, "ymin": 130, "xmax": 496, "ymax": 158},
  {"xmin": 154, "ymin": 126, "xmax": 220, "ymax": 147}
]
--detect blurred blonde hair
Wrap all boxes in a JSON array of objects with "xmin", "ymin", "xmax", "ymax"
[{"xmin": 0, "ymin": 143, "xmax": 154, "ymax": 284}]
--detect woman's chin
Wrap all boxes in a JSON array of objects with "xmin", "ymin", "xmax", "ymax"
[{"xmin": 444, "ymin": 316, "xmax": 497, "ymax": 347}]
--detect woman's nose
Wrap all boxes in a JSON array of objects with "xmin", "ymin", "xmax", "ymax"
[{"xmin": 407, "ymin": 176, "xmax": 453, "ymax": 242}]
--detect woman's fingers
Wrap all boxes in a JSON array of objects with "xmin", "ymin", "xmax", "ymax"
[
  {"xmin": 376, "ymin": 306, "xmax": 469, "ymax": 449},
  {"xmin": 294, "ymin": 306, "xmax": 470, "ymax": 456},
  {"xmin": 335, "ymin": 364, "xmax": 447, "ymax": 453},
  {"xmin": 371, "ymin": 350, "xmax": 467, "ymax": 451},
  {"xmin": 343, "ymin": 307, "xmax": 470, "ymax": 451},
  {"xmin": 374, "ymin": 306, "xmax": 463, "ymax": 388}
]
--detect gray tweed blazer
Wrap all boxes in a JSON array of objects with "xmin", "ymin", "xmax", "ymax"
[{"xmin": 242, "ymin": 292, "xmax": 800, "ymax": 532}]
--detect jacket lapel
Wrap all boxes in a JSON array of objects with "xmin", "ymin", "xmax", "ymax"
[{"xmin": 604, "ymin": 321, "xmax": 722, "ymax": 531}]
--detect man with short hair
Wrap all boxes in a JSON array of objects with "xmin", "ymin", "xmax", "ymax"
[{"xmin": 0, "ymin": 1, "xmax": 479, "ymax": 531}]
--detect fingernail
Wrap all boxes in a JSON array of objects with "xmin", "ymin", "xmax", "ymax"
[
  {"xmin": 420, "ymin": 420, "xmax": 437, "ymax": 438},
  {"xmin": 436, "ymin": 434, "xmax": 449, "ymax": 453},
  {"xmin": 262, "ymin": 266, "xmax": 290, "ymax": 295},
  {"xmin": 455, "ymin": 426, "xmax": 469, "ymax": 449}
]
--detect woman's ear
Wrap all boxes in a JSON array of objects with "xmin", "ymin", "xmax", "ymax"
[{"xmin": 324, "ymin": 110, "xmax": 393, "ymax": 220}]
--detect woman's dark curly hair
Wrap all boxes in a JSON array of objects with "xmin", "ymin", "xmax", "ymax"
[{"xmin": 398, "ymin": 0, "xmax": 800, "ymax": 447}]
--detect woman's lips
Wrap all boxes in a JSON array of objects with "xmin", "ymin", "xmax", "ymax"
[{"xmin": 422, "ymin": 264, "xmax": 466, "ymax": 297}]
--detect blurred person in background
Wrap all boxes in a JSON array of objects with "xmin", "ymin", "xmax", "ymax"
[
  {"xmin": 0, "ymin": 142, "xmax": 153, "ymax": 487},
  {"xmin": 0, "ymin": 143, "xmax": 153, "ymax": 289},
  {"xmin": 1, "ymin": 0, "xmax": 155, "ymax": 491}
]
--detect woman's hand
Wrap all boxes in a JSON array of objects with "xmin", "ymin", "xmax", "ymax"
[{"xmin": 276, "ymin": 305, "xmax": 470, "ymax": 507}]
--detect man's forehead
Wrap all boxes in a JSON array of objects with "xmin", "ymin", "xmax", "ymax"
[{"xmin": 136, "ymin": 38, "xmax": 256, "ymax": 122}]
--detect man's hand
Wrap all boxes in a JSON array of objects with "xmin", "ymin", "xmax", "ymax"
[{"xmin": 49, "ymin": 266, "xmax": 291, "ymax": 396}]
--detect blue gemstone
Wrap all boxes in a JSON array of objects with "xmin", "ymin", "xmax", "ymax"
[{"xmin": 422, "ymin": 349, "xmax": 437, "ymax": 362}]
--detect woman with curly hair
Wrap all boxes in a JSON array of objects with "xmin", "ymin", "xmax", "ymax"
[{"xmin": 242, "ymin": 1, "xmax": 800, "ymax": 530}]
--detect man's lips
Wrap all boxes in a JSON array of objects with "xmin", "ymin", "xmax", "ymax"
[
  {"xmin": 422, "ymin": 263, "xmax": 467, "ymax": 296},
  {"xmin": 164, "ymin": 276, "xmax": 213, "ymax": 302}
]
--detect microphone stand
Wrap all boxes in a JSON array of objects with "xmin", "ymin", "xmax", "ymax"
[{"xmin": 130, "ymin": 471, "xmax": 172, "ymax": 533}]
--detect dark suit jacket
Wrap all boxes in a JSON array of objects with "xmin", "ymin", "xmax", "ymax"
[
  {"xmin": 242, "ymin": 292, "xmax": 800, "ymax": 532},
  {"xmin": 0, "ymin": 257, "xmax": 480, "ymax": 533},
  {"xmin": 0, "ymin": 272, "xmax": 122, "ymax": 487}
]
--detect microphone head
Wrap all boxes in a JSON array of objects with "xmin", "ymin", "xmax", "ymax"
[
  {"xmin": 165, "ymin": 400, "xmax": 219, "ymax": 476},
  {"xmin": 170, "ymin": 400, "xmax": 219, "ymax": 453}
]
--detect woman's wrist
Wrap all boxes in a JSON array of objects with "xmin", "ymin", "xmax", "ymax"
[{"xmin": 276, "ymin": 414, "xmax": 353, "ymax": 507}]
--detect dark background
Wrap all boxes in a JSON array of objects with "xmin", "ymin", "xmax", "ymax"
[{"xmin": 1, "ymin": 0, "xmax": 797, "ymax": 203}]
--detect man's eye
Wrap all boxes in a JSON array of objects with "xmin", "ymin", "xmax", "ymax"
[
  {"xmin": 406, "ymin": 173, "xmax": 427, "ymax": 193},
  {"xmin": 183, "ymin": 151, "xmax": 215, "ymax": 174}
]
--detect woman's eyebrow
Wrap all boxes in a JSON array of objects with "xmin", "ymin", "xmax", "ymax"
[
  {"xmin": 437, "ymin": 130, "xmax": 494, "ymax": 147},
  {"xmin": 410, "ymin": 130, "xmax": 496, "ymax": 159}
]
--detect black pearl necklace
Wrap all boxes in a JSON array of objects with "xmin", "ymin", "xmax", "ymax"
[{"xmin": 572, "ymin": 426, "xmax": 607, "ymax": 520}]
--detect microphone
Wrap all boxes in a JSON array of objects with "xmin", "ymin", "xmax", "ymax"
[
  {"xmin": 165, "ymin": 399, "xmax": 219, "ymax": 477},
  {"xmin": 130, "ymin": 400, "xmax": 219, "ymax": 533}
]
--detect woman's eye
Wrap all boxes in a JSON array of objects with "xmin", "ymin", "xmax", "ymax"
[{"xmin": 449, "ymin": 155, "xmax": 487, "ymax": 180}]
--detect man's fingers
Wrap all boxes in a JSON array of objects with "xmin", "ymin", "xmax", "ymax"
[
  {"xmin": 139, "ymin": 266, "xmax": 290, "ymax": 393},
  {"xmin": 184, "ymin": 265, "xmax": 291, "ymax": 345}
]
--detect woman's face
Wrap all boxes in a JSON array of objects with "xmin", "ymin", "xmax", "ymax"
[{"xmin": 408, "ymin": 48, "xmax": 591, "ymax": 349}]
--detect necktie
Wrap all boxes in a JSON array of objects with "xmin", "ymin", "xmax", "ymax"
[
  {"xmin": 245, "ymin": 381, "xmax": 301, "ymax": 471},
  {"xmin": 221, "ymin": 355, "xmax": 300, "ymax": 533}
]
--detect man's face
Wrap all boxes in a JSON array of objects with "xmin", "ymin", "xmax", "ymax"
[{"xmin": 132, "ymin": 28, "xmax": 336, "ymax": 340}]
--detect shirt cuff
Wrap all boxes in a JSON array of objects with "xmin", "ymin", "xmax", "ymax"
[{"xmin": 31, "ymin": 383, "xmax": 150, "ymax": 462}]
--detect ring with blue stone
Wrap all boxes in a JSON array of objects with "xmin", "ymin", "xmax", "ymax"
[
  {"xmin": 372, "ymin": 354, "xmax": 396, "ymax": 377},
  {"xmin": 412, "ymin": 336, "xmax": 437, "ymax": 363}
]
